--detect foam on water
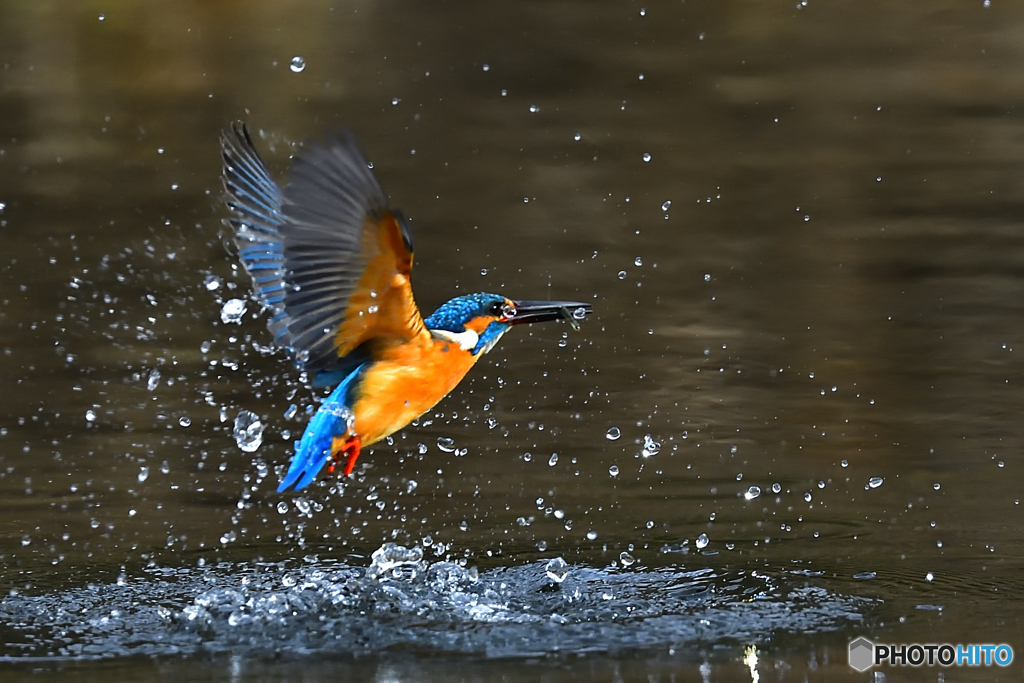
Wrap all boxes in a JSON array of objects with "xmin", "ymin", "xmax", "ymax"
[{"xmin": 0, "ymin": 543, "xmax": 872, "ymax": 660}]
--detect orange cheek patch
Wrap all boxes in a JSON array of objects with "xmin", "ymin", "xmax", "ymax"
[{"xmin": 465, "ymin": 316, "xmax": 494, "ymax": 334}]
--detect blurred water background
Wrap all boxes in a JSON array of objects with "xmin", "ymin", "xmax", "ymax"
[{"xmin": 1, "ymin": 1, "xmax": 1024, "ymax": 681}]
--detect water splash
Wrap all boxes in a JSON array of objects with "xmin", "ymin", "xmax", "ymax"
[
  {"xmin": 220, "ymin": 299, "xmax": 247, "ymax": 324},
  {"xmin": 544, "ymin": 557, "xmax": 569, "ymax": 583},
  {"xmin": 641, "ymin": 435, "xmax": 660, "ymax": 457},
  {"xmin": 233, "ymin": 410, "xmax": 264, "ymax": 453},
  {"xmin": 0, "ymin": 543, "xmax": 871, "ymax": 660}
]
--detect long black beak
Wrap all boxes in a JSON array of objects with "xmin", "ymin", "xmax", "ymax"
[{"xmin": 508, "ymin": 300, "xmax": 593, "ymax": 329}]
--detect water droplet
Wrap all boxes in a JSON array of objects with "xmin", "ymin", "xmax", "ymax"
[
  {"xmin": 482, "ymin": 63, "xmax": 490, "ymax": 72},
  {"xmin": 642, "ymin": 153, "xmax": 652, "ymax": 162},
  {"xmin": 841, "ymin": 459, "xmax": 849, "ymax": 468},
  {"xmin": 276, "ymin": 501, "xmax": 288, "ymax": 514},
  {"xmin": 704, "ymin": 273, "xmax": 711, "ymax": 282},
  {"xmin": 178, "ymin": 416, "xmax": 191, "ymax": 428},
  {"xmin": 744, "ymin": 486, "xmax": 761, "ymax": 500},
  {"xmin": 804, "ymin": 492, "xmax": 813, "ymax": 502},
  {"xmin": 868, "ymin": 476, "xmax": 884, "ymax": 489},
  {"xmin": 661, "ymin": 200, "xmax": 672, "ymax": 211},
  {"xmin": 608, "ymin": 465, "xmax": 620, "ymax": 477},
  {"xmin": 573, "ymin": 306, "xmax": 588, "ymax": 320},
  {"xmin": 642, "ymin": 434, "xmax": 661, "ymax": 457},
  {"xmin": 586, "ymin": 531, "xmax": 597, "ymax": 541},
  {"xmin": 933, "ymin": 483, "xmax": 941, "ymax": 490},
  {"xmin": 289, "ymin": 56, "xmax": 306, "ymax": 73},
  {"xmin": 528, "ymin": 104, "xmax": 539, "ymax": 113},
  {"xmin": 233, "ymin": 410, "xmax": 264, "ymax": 453},
  {"xmin": 772, "ymin": 482, "xmax": 781, "ymax": 494},
  {"xmin": 619, "ymin": 551, "xmax": 635, "ymax": 566},
  {"xmin": 147, "ymin": 368, "xmax": 161, "ymax": 391},
  {"xmin": 545, "ymin": 556, "xmax": 569, "ymax": 583},
  {"xmin": 203, "ymin": 274, "xmax": 222, "ymax": 291},
  {"xmin": 926, "ymin": 572, "xmax": 934, "ymax": 582},
  {"xmin": 436, "ymin": 437, "xmax": 456, "ymax": 453},
  {"xmin": 284, "ymin": 404, "xmax": 298, "ymax": 420},
  {"xmin": 220, "ymin": 298, "xmax": 247, "ymax": 324},
  {"xmin": 695, "ymin": 533, "xmax": 709, "ymax": 549},
  {"xmin": 138, "ymin": 466, "xmax": 149, "ymax": 483},
  {"xmin": 85, "ymin": 409, "xmax": 96, "ymax": 423},
  {"xmin": 634, "ymin": 256, "xmax": 643, "ymax": 267},
  {"xmin": 548, "ymin": 453, "xmax": 559, "ymax": 466},
  {"xmin": 366, "ymin": 543, "xmax": 424, "ymax": 580},
  {"xmin": 391, "ymin": 97, "xmax": 401, "ymax": 105},
  {"xmin": 617, "ymin": 271, "xmax": 627, "ymax": 280},
  {"xmin": 573, "ymin": 133, "xmax": 581, "ymax": 141},
  {"xmin": 200, "ymin": 340, "xmax": 212, "ymax": 354},
  {"xmin": 606, "ymin": 427, "xmax": 621, "ymax": 440}
]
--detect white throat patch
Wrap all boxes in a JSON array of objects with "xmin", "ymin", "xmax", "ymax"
[{"xmin": 430, "ymin": 328, "xmax": 479, "ymax": 352}]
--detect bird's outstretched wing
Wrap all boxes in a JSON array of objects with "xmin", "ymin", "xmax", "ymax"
[{"xmin": 221, "ymin": 123, "xmax": 429, "ymax": 383}]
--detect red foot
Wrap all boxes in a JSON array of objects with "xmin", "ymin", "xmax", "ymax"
[
  {"xmin": 327, "ymin": 433, "xmax": 363, "ymax": 477},
  {"xmin": 341, "ymin": 434, "xmax": 362, "ymax": 476}
]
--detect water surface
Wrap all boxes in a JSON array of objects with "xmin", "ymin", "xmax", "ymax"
[{"xmin": 2, "ymin": 1, "xmax": 1024, "ymax": 680}]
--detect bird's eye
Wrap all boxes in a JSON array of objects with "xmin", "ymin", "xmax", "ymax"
[{"xmin": 501, "ymin": 303, "xmax": 517, "ymax": 319}]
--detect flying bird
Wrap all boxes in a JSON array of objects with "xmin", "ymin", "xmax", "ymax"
[{"xmin": 220, "ymin": 123, "xmax": 591, "ymax": 491}]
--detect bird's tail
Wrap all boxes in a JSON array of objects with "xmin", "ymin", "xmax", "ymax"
[{"xmin": 277, "ymin": 364, "xmax": 366, "ymax": 491}]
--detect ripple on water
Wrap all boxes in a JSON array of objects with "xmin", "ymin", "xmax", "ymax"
[{"xmin": 0, "ymin": 543, "xmax": 872, "ymax": 660}]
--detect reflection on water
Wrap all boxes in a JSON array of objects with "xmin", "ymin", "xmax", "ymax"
[{"xmin": 2, "ymin": 0, "xmax": 1024, "ymax": 680}]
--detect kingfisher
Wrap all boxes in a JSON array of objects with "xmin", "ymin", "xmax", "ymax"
[{"xmin": 220, "ymin": 123, "xmax": 591, "ymax": 492}]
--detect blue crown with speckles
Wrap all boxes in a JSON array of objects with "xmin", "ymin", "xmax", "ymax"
[{"xmin": 424, "ymin": 292, "xmax": 506, "ymax": 332}]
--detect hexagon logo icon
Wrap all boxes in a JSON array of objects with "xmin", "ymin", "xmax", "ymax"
[{"xmin": 849, "ymin": 637, "xmax": 875, "ymax": 672}]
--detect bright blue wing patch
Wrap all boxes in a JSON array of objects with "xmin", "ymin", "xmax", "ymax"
[
  {"xmin": 221, "ymin": 124, "xmax": 288, "ymax": 319},
  {"xmin": 277, "ymin": 363, "xmax": 367, "ymax": 491}
]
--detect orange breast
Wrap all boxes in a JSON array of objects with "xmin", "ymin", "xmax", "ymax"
[{"xmin": 349, "ymin": 337, "xmax": 480, "ymax": 446}]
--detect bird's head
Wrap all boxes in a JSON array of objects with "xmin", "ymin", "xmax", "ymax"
[{"xmin": 425, "ymin": 292, "xmax": 592, "ymax": 356}]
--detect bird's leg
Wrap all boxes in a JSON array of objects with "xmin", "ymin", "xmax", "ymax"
[{"xmin": 328, "ymin": 433, "xmax": 363, "ymax": 477}]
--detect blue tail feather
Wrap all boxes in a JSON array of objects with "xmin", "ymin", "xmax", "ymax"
[{"xmin": 277, "ymin": 364, "xmax": 366, "ymax": 492}]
